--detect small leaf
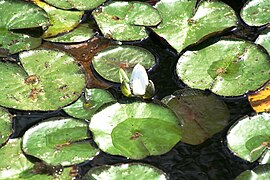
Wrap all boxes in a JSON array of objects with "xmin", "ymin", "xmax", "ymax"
[{"xmin": 130, "ymin": 64, "xmax": 149, "ymax": 96}]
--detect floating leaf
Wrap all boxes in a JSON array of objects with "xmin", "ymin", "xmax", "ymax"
[
  {"xmin": 0, "ymin": 107, "xmax": 12, "ymax": 146},
  {"xmin": 64, "ymin": 88, "xmax": 116, "ymax": 120},
  {"xmin": 44, "ymin": 24, "xmax": 95, "ymax": 43},
  {"xmin": 92, "ymin": 45, "xmax": 155, "ymax": 83},
  {"xmin": 255, "ymin": 28, "xmax": 270, "ymax": 54},
  {"xmin": 152, "ymin": 0, "xmax": 237, "ymax": 53},
  {"xmin": 162, "ymin": 89, "xmax": 230, "ymax": 145},
  {"xmin": 82, "ymin": 163, "xmax": 168, "ymax": 180},
  {"xmin": 176, "ymin": 39, "xmax": 270, "ymax": 96},
  {"xmin": 240, "ymin": 0, "xmax": 270, "ymax": 26},
  {"xmin": 0, "ymin": 0, "xmax": 49, "ymax": 56},
  {"xmin": 0, "ymin": 49, "xmax": 85, "ymax": 111},
  {"xmin": 227, "ymin": 113, "xmax": 270, "ymax": 164},
  {"xmin": 92, "ymin": 1, "xmax": 162, "ymax": 41},
  {"xmin": 33, "ymin": 0, "xmax": 84, "ymax": 38},
  {"xmin": 236, "ymin": 164, "xmax": 270, "ymax": 180},
  {"xmin": 89, "ymin": 101, "xmax": 182, "ymax": 159},
  {"xmin": 22, "ymin": 118, "xmax": 99, "ymax": 166},
  {"xmin": 44, "ymin": 0, "xmax": 106, "ymax": 10},
  {"xmin": 0, "ymin": 139, "xmax": 34, "ymax": 179}
]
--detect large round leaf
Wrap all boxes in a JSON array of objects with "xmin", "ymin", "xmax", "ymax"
[
  {"xmin": 236, "ymin": 164, "xmax": 270, "ymax": 180},
  {"xmin": 92, "ymin": 45, "xmax": 155, "ymax": 83},
  {"xmin": 227, "ymin": 113, "xmax": 270, "ymax": 164},
  {"xmin": 44, "ymin": 0, "xmax": 106, "ymax": 10},
  {"xmin": 89, "ymin": 101, "xmax": 182, "ymax": 158},
  {"xmin": 162, "ymin": 89, "xmax": 230, "ymax": 145},
  {"xmin": 22, "ymin": 118, "xmax": 99, "ymax": 166},
  {"xmin": 152, "ymin": 0, "xmax": 237, "ymax": 53},
  {"xmin": 63, "ymin": 88, "xmax": 116, "ymax": 120},
  {"xmin": 0, "ymin": 139, "xmax": 34, "ymax": 179},
  {"xmin": 240, "ymin": 0, "xmax": 270, "ymax": 26},
  {"xmin": 176, "ymin": 39, "xmax": 270, "ymax": 96},
  {"xmin": 82, "ymin": 163, "xmax": 168, "ymax": 180},
  {"xmin": 0, "ymin": 107, "xmax": 12, "ymax": 146},
  {"xmin": 92, "ymin": 1, "xmax": 161, "ymax": 41},
  {"xmin": 0, "ymin": 0, "xmax": 49, "ymax": 56},
  {"xmin": 0, "ymin": 49, "xmax": 85, "ymax": 111}
]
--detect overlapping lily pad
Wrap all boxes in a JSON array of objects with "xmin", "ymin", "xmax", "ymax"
[
  {"xmin": 0, "ymin": 49, "xmax": 85, "ymax": 111},
  {"xmin": 64, "ymin": 88, "xmax": 116, "ymax": 120},
  {"xmin": 44, "ymin": 0, "xmax": 106, "ymax": 10},
  {"xmin": 240, "ymin": 0, "xmax": 270, "ymax": 26},
  {"xmin": 89, "ymin": 101, "xmax": 182, "ymax": 159},
  {"xmin": 236, "ymin": 164, "xmax": 270, "ymax": 179},
  {"xmin": 33, "ymin": 0, "xmax": 84, "ymax": 38},
  {"xmin": 0, "ymin": 0, "xmax": 49, "ymax": 56},
  {"xmin": 82, "ymin": 163, "xmax": 168, "ymax": 180},
  {"xmin": 92, "ymin": 1, "xmax": 162, "ymax": 41},
  {"xmin": 227, "ymin": 113, "xmax": 270, "ymax": 164},
  {"xmin": 0, "ymin": 138, "xmax": 34, "ymax": 179},
  {"xmin": 255, "ymin": 28, "xmax": 270, "ymax": 54},
  {"xmin": 92, "ymin": 45, "xmax": 155, "ymax": 83},
  {"xmin": 0, "ymin": 107, "xmax": 12, "ymax": 146},
  {"xmin": 162, "ymin": 89, "xmax": 230, "ymax": 145},
  {"xmin": 176, "ymin": 39, "xmax": 270, "ymax": 96},
  {"xmin": 152, "ymin": 0, "xmax": 237, "ymax": 53},
  {"xmin": 22, "ymin": 118, "xmax": 99, "ymax": 166}
]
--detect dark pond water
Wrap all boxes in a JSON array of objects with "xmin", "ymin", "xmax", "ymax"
[{"xmin": 6, "ymin": 0, "xmax": 266, "ymax": 179}]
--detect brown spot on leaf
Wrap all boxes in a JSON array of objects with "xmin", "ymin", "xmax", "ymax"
[
  {"xmin": 130, "ymin": 131, "xmax": 142, "ymax": 140},
  {"xmin": 25, "ymin": 75, "xmax": 39, "ymax": 85}
]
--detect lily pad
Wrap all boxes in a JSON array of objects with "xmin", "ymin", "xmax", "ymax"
[
  {"xmin": 89, "ymin": 101, "xmax": 182, "ymax": 158},
  {"xmin": 152, "ymin": 0, "xmax": 237, "ymax": 53},
  {"xmin": 0, "ymin": 107, "xmax": 12, "ymax": 146},
  {"xmin": 240, "ymin": 0, "xmax": 270, "ymax": 26},
  {"xmin": 0, "ymin": 138, "xmax": 34, "ymax": 179},
  {"xmin": 0, "ymin": 0, "xmax": 49, "ymax": 56},
  {"xmin": 255, "ymin": 28, "xmax": 270, "ymax": 54},
  {"xmin": 92, "ymin": 1, "xmax": 162, "ymax": 41},
  {"xmin": 82, "ymin": 163, "xmax": 168, "ymax": 180},
  {"xmin": 92, "ymin": 45, "xmax": 155, "ymax": 83},
  {"xmin": 44, "ymin": 0, "xmax": 106, "ymax": 10},
  {"xmin": 162, "ymin": 89, "xmax": 230, "ymax": 145},
  {"xmin": 236, "ymin": 164, "xmax": 270, "ymax": 180},
  {"xmin": 33, "ymin": 0, "xmax": 84, "ymax": 38},
  {"xmin": 63, "ymin": 88, "xmax": 116, "ymax": 120},
  {"xmin": 22, "ymin": 117, "xmax": 99, "ymax": 166},
  {"xmin": 0, "ymin": 49, "xmax": 85, "ymax": 111},
  {"xmin": 176, "ymin": 39, "xmax": 270, "ymax": 96},
  {"xmin": 44, "ymin": 24, "xmax": 95, "ymax": 43},
  {"xmin": 227, "ymin": 113, "xmax": 270, "ymax": 164}
]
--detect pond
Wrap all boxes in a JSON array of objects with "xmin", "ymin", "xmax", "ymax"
[{"xmin": 0, "ymin": 0, "xmax": 270, "ymax": 179}]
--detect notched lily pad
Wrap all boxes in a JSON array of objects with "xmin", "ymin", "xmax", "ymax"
[
  {"xmin": 44, "ymin": 0, "xmax": 106, "ymax": 10},
  {"xmin": 64, "ymin": 88, "xmax": 116, "ymax": 120},
  {"xmin": 0, "ymin": 49, "xmax": 85, "ymax": 111},
  {"xmin": 162, "ymin": 89, "xmax": 230, "ymax": 145},
  {"xmin": 92, "ymin": 45, "xmax": 155, "ymax": 83},
  {"xmin": 0, "ymin": 107, "xmax": 12, "ymax": 146},
  {"xmin": 227, "ymin": 113, "xmax": 270, "ymax": 164},
  {"xmin": 241, "ymin": 0, "xmax": 270, "ymax": 26},
  {"xmin": 22, "ymin": 117, "xmax": 99, "ymax": 166},
  {"xmin": 176, "ymin": 39, "xmax": 270, "ymax": 96},
  {"xmin": 152, "ymin": 0, "xmax": 237, "ymax": 52},
  {"xmin": 89, "ymin": 101, "xmax": 182, "ymax": 159},
  {"xmin": 82, "ymin": 163, "xmax": 168, "ymax": 180},
  {"xmin": 93, "ymin": 1, "xmax": 162, "ymax": 41},
  {"xmin": 236, "ymin": 164, "xmax": 270, "ymax": 180}
]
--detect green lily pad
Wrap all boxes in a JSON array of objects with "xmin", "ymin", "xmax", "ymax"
[
  {"xmin": 44, "ymin": 24, "xmax": 95, "ymax": 43},
  {"xmin": 0, "ymin": 0, "xmax": 49, "ymax": 56},
  {"xmin": 152, "ymin": 0, "xmax": 237, "ymax": 53},
  {"xmin": 63, "ymin": 88, "xmax": 116, "ymax": 120},
  {"xmin": 33, "ymin": 0, "xmax": 84, "ymax": 38},
  {"xmin": 0, "ymin": 107, "xmax": 12, "ymax": 146},
  {"xmin": 44, "ymin": 0, "xmax": 106, "ymax": 10},
  {"xmin": 89, "ymin": 101, "xmax": 182, "ymax": 159},
  {"xmin": 240, "ymin": 0, "xmax": 270, "ymax": 26},
  {"xmin": 0, "ymin": 49, "xmax": 85, "ymax": 111},
  {"xmin": 92, "ymin": 45, "xmax": 155, "ymax": 83},
  {"xmin": 227, "ymin": 113, "xmax": 270, "ymax": 164},
  {"xmin": 236, "ymin": 164, "xmax": 270, "ymax": 180},
  {"xmin": 92, "ymin": 1, "xmax": 162, "ymax": 41},
  {"xmin": 176, "ymin": 39, "xmax": 270, "ymax": 96},
  {"xmin": 162, "ymin": 89, "xmax": 230, "ymax": 145},
  {"xmin": 22, "ymin": 117, "xmax": 99, "ymax": 166},
  {"xmin": 0, "ymin": 138, "xmax": 34, "ymax": 179},
  {"xmin": 255, "ymin": 28, "xmax": 270, "ymax": 54},
  {"xmin": 82, "ymin": 163, "xmax": 168, "ymax": 180}
]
